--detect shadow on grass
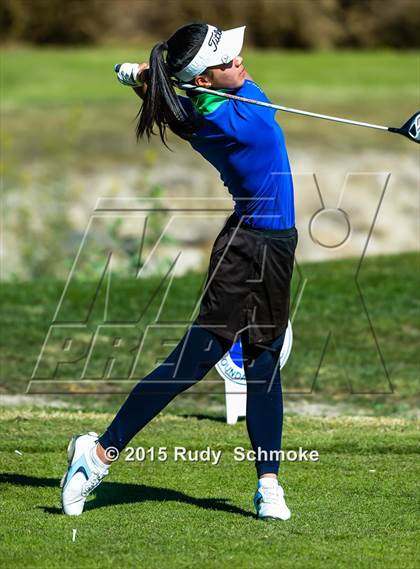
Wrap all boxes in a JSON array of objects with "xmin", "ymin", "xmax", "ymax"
[
  {"xmin": 0, "ymin": 473, "xmax": 255, "ymax": 519},
  {"xmin": 177, "ymin": 413, "xmax": 245, "ymax": 423}
]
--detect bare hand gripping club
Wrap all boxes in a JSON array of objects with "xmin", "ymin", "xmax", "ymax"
[{"xmin": 114, "ymin": 63, "xmax": 420, "ymax": 145}]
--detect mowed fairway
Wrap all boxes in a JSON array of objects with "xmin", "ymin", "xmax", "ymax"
[{"xmin": 0, "ymin": 409, "xmax": 418, "ymax": 569}]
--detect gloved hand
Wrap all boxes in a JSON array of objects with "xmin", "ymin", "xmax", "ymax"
[{"xmin": 115, "ymin": 62, "xmax": 144, "ymax": 87}]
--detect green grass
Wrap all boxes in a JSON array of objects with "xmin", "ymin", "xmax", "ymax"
[
  {"xmin": 1, "ymin": 48, "xmax": 419, "ymax": 160},
  {"xmin": 1, "ymin": 252, "xmax": 419, "ymax": 415},
  {"xmin": 1, "ymin": 48, "xmax": 418, "ymax": 108},
  {"xmin": 0, "ymin": 409, "xmax": 418, "ymax": 568}
]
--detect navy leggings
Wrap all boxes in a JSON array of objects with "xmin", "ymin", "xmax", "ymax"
[{"xmin": 98, "ymin": 324, "xmax": 285, "ymax": 477}]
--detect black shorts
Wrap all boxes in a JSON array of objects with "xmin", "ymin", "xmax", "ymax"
[{"xmin": 195, "ymin": 211, "xmax": 298, "ymax": 345}]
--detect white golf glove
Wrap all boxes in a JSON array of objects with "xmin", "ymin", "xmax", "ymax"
[{"xmin": 116, "ymin": 63, "xmax": 143, "ymax": 87}]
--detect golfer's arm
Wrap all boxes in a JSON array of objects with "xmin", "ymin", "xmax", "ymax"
[
  {"xmin": 133, "ymin": 84, "xmax": 148, "ymax": 100},
  {"xmin": 133, "ymin": 72, "xmax": 255, "ymax": 97},
  {"xmin": 133, "ymin": 67, "xmax": 149, "ymax": 100}
]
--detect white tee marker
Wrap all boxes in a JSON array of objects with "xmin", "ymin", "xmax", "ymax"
[{"xmin": 72, "ymin": 529, "xmax": 77, "ymax": 542}]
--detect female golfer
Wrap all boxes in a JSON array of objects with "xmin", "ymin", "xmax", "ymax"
[{"xmin": 61, "ymin": 23, "xmax": 298, "ymax": 521}]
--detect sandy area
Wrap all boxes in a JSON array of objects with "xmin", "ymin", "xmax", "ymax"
[{"xmin": 3, "ymin": 145, "xmax": 419, "ymax": 278}]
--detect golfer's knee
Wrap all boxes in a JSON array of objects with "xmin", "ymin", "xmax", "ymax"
[{"xmin": 166, "ymin": 325, "xmax": 231, "ymax": 378}]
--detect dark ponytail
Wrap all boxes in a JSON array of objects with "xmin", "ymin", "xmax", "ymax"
[{"xmin": 136, "ymin": 23, "xmax": 208, "ymax": 150}]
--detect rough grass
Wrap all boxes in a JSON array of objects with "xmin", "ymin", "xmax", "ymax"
[{"xmin": 1, "ymin": 252, "xmax": 419, "ymax": 416}]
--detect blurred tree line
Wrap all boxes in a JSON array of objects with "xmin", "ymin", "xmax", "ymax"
[{"xmin": 1, "ymin": 0, "xmax": 419, "ymax": 49}]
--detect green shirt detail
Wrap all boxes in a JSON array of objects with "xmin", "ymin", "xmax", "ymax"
[{"xmin": 191, "ymin": 89, "xmax": 230, "ymax": 116}]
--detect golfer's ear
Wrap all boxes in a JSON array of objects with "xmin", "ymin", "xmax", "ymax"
[{"xmin": 194, "ymin": 73, "xmax": 212, "ymax": 88}]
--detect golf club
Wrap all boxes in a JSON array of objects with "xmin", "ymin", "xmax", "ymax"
[{"xmin": 114, "ymin": 64, "xmax": 420, "ymax": 145}]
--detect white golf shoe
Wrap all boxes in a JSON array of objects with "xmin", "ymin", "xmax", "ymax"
[
  {"xmin": 253, "ymin": 480, "xmax": 291, "ymax": 521},
  {"xmin": 60, "ymin": 432, "xmax": 109, "ymax": 516}
]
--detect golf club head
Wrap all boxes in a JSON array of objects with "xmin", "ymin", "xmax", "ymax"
[{"xmin": 389, "ymin": 111, "xmax": 420, "ymax": 144}]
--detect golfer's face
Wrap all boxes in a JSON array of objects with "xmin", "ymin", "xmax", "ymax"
[{"xmin": 199, "ymin": 56, "xmax": 246, "ymax": 89}]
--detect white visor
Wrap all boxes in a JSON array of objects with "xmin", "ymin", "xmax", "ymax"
[{"xmin": 174, "ymin": 25, "xmax": 246, "ymax": 82}]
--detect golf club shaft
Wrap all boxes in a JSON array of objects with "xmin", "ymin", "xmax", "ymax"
[{"xmin": 178, "ymin": 83, "xmax": 389, "ymax": 132}]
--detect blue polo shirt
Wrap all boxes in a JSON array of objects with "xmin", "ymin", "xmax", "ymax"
[{"xmin": 179, "ymin": 80, "xmax": 295, "ymax": 230}]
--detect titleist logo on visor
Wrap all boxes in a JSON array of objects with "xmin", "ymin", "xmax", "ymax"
[
  {"xmin": 173, "ymin": 25, "xmax": 245, "ymax": 81},
  {"xmin": 208, "ymin": 28, "xmax": 222, "ymax": 52}
]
